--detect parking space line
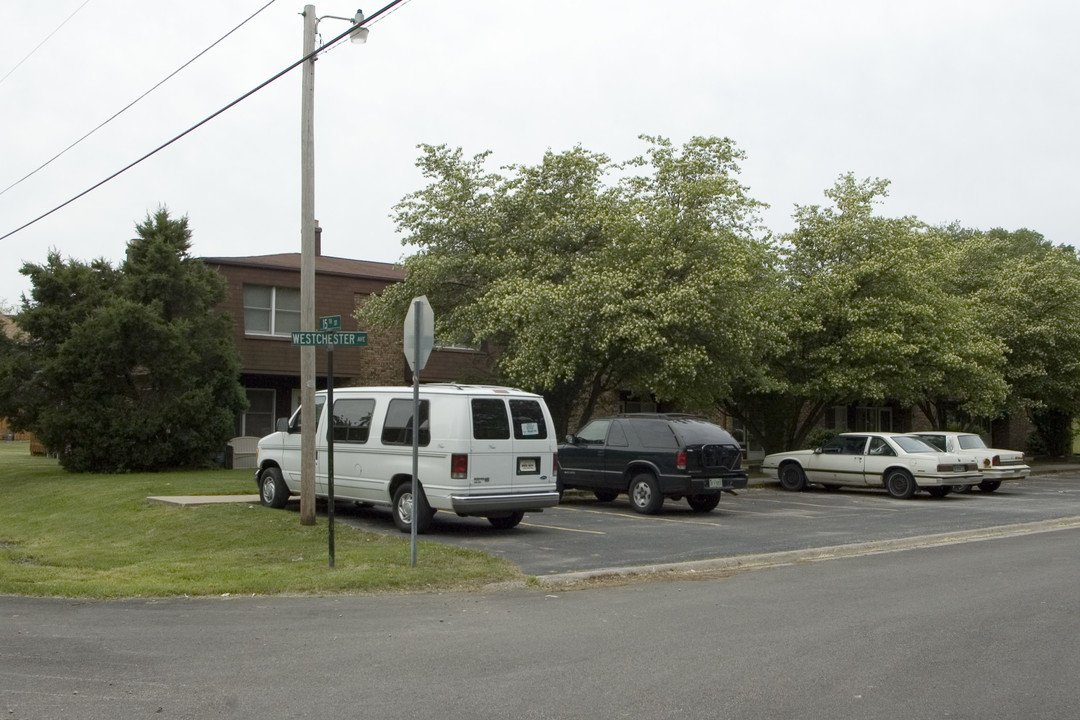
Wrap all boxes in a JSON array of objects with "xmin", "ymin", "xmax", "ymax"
[
  {"xmin": 746, "ymin": 496, "xmax": 896, "ymax": 511},
  {"xmin": 520, "ymin": 522, "xmax": 605, "ymax": 535},
  {"xmin": 552, "ymin": 504, "xmax": 728, "ymax": 526}
]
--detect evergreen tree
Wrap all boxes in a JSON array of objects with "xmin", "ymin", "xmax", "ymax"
[{"xmin": 0, "ymin": 209, "xmax": 247, "ymax": 472}]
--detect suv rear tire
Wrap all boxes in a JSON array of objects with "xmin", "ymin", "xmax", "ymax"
[
  {"xmin": 628, "ymin": 473, "xmax": 664, "ymax": 514},
  {"xmin": 687, "ymin": 494, "xmax": 721, "ymax": 512}
]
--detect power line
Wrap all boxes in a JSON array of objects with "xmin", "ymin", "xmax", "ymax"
[
  {"xmin": 0, "ymin": 0, "xmax": 279, "ymax": 198},
  {"xmin": 0, "ymin": 0, "xmax": 409, "ymax": 244},
  {"xmin": 0, "ymin": 0, "xmax": 94, "ymax": 87}
]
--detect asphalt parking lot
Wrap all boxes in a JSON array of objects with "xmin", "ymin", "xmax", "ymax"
[{"xmin": 334, "ymin": 472, "xmax": 1080, "ymax": 575}]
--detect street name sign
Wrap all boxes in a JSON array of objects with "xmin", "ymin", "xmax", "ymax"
[{"xmin": 291, "ymin": 331, "xmax": 368, "ymax": 346}]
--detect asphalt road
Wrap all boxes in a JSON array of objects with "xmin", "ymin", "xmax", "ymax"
[
  {"xmin": 331, "ymin": 472, "xmax": 1080, "ymax": 575},
  {"xmin": 3, "ymin": 527, "xmax": 1078, "ymax": 719}
]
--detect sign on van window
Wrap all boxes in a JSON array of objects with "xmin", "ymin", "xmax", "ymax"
[{"xmin": 510, "ymin": 400, "xmax": 547, "ymax": 439}]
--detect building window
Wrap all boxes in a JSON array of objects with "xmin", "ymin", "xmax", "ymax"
[
  {"xmin": 243, "ymin": 284, "xmax": 300, "ymax": 337},
  {"xmin": 239, "ymin": 388, "xmax": 275, "ymax": 437}
]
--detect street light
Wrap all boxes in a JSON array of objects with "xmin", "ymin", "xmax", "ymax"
[{"xmin": 299, "ymin": 5, "xmax": 367, "ymax": 526}]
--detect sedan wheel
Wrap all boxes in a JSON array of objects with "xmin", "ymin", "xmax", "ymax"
[
  {"xmin": 978, "ymin": 480, "xmax": 1002, "ymax": 493},
  {"xmin": 927, "ymin": 487, "xmax": 952, "ymax": 498},
  {"xmin": 885, "ymin": 469, "xmax": 917, "ymax": 499},
  {"xmin": 779, "ymin": 463, "xmax": 807, "ymax": 492}
]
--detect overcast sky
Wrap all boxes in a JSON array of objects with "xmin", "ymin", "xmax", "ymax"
[{"xmin": 2, "ymin": 0, "xmax": 1077, "ymax": 307}]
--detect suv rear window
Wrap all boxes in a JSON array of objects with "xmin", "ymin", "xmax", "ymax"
[
  {"xmin": 634, "ymin": 420, "xmax": 679, "ymax": 449},
  {"xmin": 668, "ymin": 419, "xmax": 735, "ymax": 445},
  {"xmin": 510, "ymin": 399, "xmax": 548, "ymax": 439}
]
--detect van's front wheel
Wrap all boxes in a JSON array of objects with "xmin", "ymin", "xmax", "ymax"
[
  {"xmin": 258, "ymin": 467, "xmax": 289, "ymax": 509},
  {"xmin": 393, "ymin": 482, "xmax": 434, "ymax": 534}
]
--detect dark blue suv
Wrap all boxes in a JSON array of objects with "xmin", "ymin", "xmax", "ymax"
[{"xmin": 558, "ymin": 414, "xmax": 747, "ymax": 514}]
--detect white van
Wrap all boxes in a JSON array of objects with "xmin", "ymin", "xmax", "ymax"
[{"xmin": 254, "ymin": 385, "xmax": 560, "ymax": 532}]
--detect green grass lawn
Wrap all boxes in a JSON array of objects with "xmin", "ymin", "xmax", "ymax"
[{"xmin": 0, "ymin": 442, "xmax": 521, "ymax": 598}]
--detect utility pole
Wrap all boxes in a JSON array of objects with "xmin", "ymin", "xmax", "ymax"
[{"xmin": 299, "ymin": 4, "xmax": 317, "ymax": 526}]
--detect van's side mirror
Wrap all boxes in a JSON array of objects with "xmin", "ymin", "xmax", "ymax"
[
  {"xmin": 565, "ymin": 434, "xmax": 577, "ymax": 445},
  {"xmin": 276, "ymin": 417, "xmax": 290, "ymax": 433}
]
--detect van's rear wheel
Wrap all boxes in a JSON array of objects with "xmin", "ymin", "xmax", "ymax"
[
  {"xmin": 487, "ymin": 511, "xmax": 525, "ymax": 530},
  {"xmin": 393, "ymin": 482, "xmax": 434, "ymax": 534},
  {"xmin": 259, "ymin": 467, "xmax": 289, "ymax": 509},
  {"xmin": 593, "ymin": 489, "xmax": 619, "ymax": 502}
]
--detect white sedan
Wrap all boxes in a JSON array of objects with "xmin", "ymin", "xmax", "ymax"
[
  {"xmin": 761, "ymin": 432, "xmax": 982, "ymax": 499},
  {"xmin": 906, "ymin": 431, "xmax": 1029, "ymax": 493}
]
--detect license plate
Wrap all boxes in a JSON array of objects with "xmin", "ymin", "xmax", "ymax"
[
  {"xmin": 953, "ymin": 465, "xmax": 966, "ymax": 473},
  {"xmin": 707, "ymin": 478, "xmax": 727, "ymax": 489},
  {"xmin": 518, "ymin": 458, "xmax": 537, "ymax": 473}
]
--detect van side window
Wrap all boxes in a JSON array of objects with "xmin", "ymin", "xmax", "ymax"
[
  {"xmin": 332, "ymin": 398, "xmax": 375, "ymax": 443},
  {"xmin": 472, "ymin": 399, "xmax": 510, "ymax": 440},
  {"xmin": 289, "ymin": 396, "xmax": 325, "ymax": 434},
  {"xmin": 381, "ymin": 399, "xmax": 430, "ymax": 446},
  {"xmin": 509, "ymin": 399, "xmax": 548, "ymax": 439}
]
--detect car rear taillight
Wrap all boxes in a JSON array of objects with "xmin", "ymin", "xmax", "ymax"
[
  {"xmin": 451, "ymin": 453, "xmax": 468, "ymax": 479},
  {"xmin": 676, "ymin": 451, "xmax": 687, "ymax": 470},
  {"xmin": 992, "ymin": 455, "xmax": 1000, "ymax": 466}
]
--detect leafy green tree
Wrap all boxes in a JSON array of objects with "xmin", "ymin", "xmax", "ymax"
[
  {"xmin": 0, "ymin": 209, "xmax": 247, "ymax": 472},
  {"xmin": 941, "ymin": 227, "xmax": 1080, "ymax": 453},
  {"xmin": 360, "ymin": 137, "xmax": 780, "ymax": 436},
  {"xmin": 726, "ymin": 175, "xmax": 1008, "ymax": 452}
]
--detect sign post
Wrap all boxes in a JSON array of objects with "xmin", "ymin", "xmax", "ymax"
[
  {"xmin": 290, "ymin": 315, "xmax": 367, "ymax": 567},
  {"xmin": 403, "ymin": 296, "xmax": 434, "ymax": 567}
]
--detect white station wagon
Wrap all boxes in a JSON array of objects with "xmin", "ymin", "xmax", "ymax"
[
  {"xmin": 906, "ymin": 431, "xmax": 1029, "ymax": 493},
  {"xmin": 762, "ymin": 431, "xmax": 981, "ymax": 499}
]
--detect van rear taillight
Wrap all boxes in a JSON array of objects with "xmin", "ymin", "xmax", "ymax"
[
  {"xmin": 553, "ymin": 453, "xmax": 559, "ymax": 475},
  {"xmin": 451, "ymin": 453, "xmax": 468, "ymax": 479},
  {"xmin": 676, "ymin": 451, "xmax": 687, "ymax": 470}
]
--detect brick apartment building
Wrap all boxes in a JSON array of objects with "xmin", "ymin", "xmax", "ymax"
[{"xmin": 202, "ymin": 251, "xmax": 494, "ymax": 438}]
